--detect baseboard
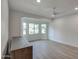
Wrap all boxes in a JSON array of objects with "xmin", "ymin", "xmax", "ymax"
[
  {"xmin": 50, "ymin": 40, "xmax": 78, "ymax": 48},
  {"xmin": 28, "ymin": 39, "xmax": 48, "ymax": 42}
]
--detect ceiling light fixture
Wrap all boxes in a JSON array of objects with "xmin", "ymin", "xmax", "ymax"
[
  {"xmin": 36, "ymin": 0, "xmax": 40, "ymax": 3},
  {"xmin": 75, "ymin": 7, "xmax": 78, "ymax": 10}
]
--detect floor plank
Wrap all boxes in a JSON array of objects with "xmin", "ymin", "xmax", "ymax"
[{"xmin": 32, "ymin": 40, "xmax": 78, "ymax": 59}]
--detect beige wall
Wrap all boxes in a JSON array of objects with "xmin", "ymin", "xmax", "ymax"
[
  {"xmin": 49, "ymin": 14, "xmax": 78, "ymax": 47},
  {"xmin": 1, "ymin": 0, "xmax": 9, "ymax": 54}
]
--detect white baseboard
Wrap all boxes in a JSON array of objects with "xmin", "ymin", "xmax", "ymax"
[{"xmin": 50, "ymin": 40, "xmax": 78, "ymax": 48}]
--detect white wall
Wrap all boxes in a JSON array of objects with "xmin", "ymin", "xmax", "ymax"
[
  {"xmin": 9, "ymin": 10, "xmax": 50, "ymax": 39},
  {"xmin": 9, "ymin": 10, "xmax": 78, "ymax": 47},
  {"xmin": 1, "ymin": 0, "xmax": 9, "ymax": 54},
  {"xmin": 49, "ymin": 14, "xmax": 78, "ymax": 47}
]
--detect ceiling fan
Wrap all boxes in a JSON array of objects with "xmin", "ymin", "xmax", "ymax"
[{"xmin": 51, "ymin": 7, "xmax": 58, "ymax": 20}]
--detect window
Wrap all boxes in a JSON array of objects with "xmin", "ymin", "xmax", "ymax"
[
  {"xmin": 29, "ymin": 23, "xmax": 39, "ymax": 35},
  {"xmin": 34, "ymin": 24, "xmax": 39, "ymax": 34},
  {"xmin": 23, "ymin": 22, "xmax": 26, "ymax": 35},
  {"xmin": 41, "ymin": 24, "xmax": 47, "ymax": 34},
  {"xmin": 22, "ymin": 22, "xmax": 47, "ymax": 35},
  {"xmin": 29, "ymin": 23, "xmax": 35, "ymax": 34}
]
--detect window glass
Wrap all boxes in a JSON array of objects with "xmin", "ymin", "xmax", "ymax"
[
  {"xmin": 41, "ymin": 24, "xmax": 47, "ymax": 34},
  {"xmin": 23, "ymin": 23, "xmax": 26, "ymax": 29},
  {"xmin": 29, "ymin": 23, "xmax": 34, "ymax": 34},
  {"xmin": 35, "ymin": 24, "xmax": 39, "ymax": 34},
  {"xmin": 23, "ymin": 30, "xmax": 26, "ymax": 35},
  {"xmin": 23, "ymin": 22, "xmax": 26, "ymax": 35},
  {"xmin": 22, "ymin": 22, "xmax": 47, "ymax": 35}
]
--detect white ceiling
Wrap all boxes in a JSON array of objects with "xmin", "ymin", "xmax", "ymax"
[{"xmin": 8, "ymin": 0, "xmax": 78, "ymax": 18}]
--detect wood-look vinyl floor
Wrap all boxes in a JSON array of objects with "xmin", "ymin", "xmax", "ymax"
[{"xmin": 32, "ymin": 40, "xmax": 78, "ymax": 59}]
